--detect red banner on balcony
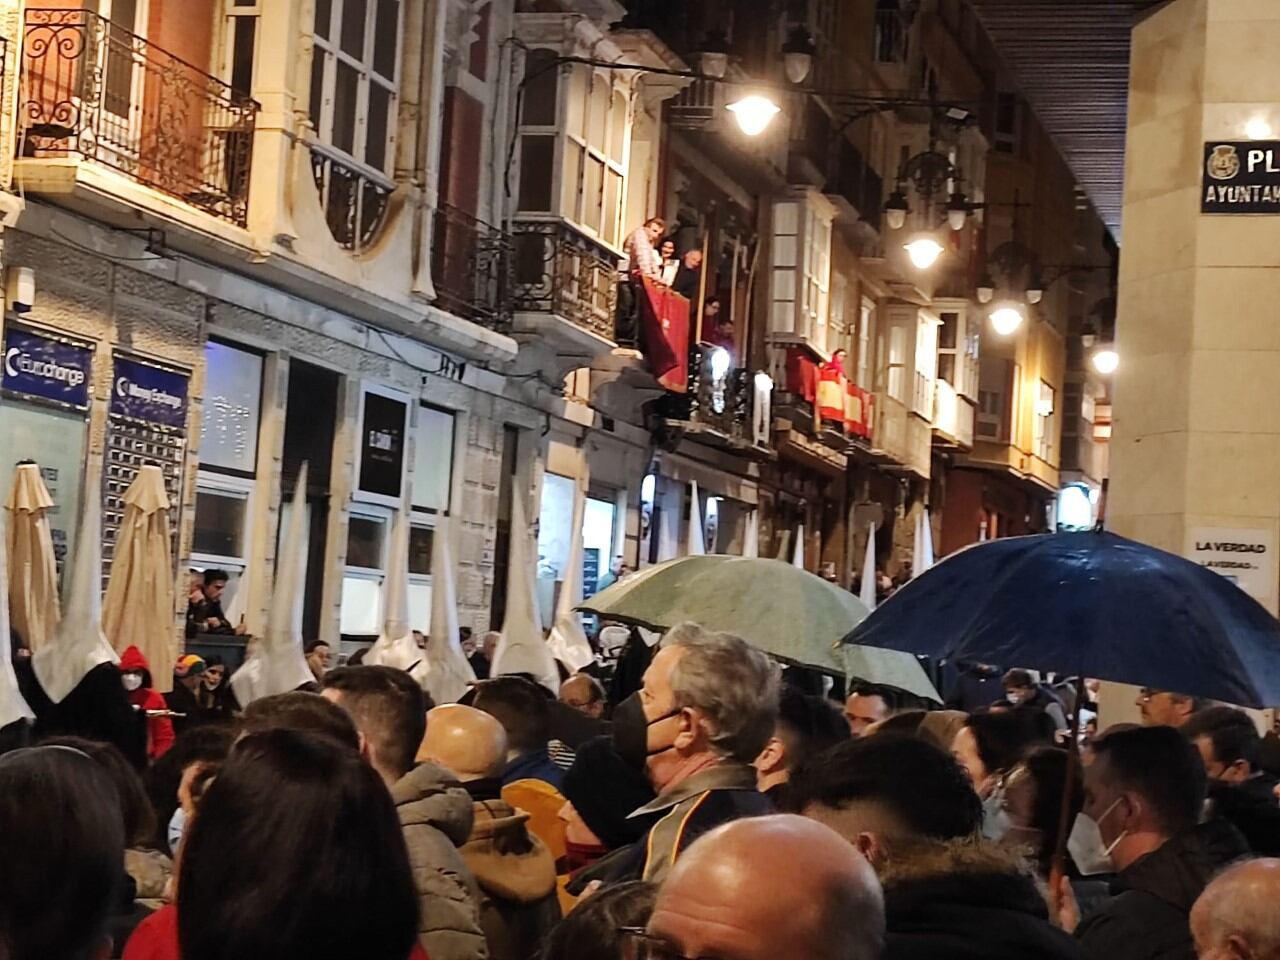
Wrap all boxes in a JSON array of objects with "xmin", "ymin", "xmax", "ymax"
[
  {"xmin": 639, "ymin": 278, "xmax": 690, "ymax": 393},
  {"xmin": 846, "ymin": 383, "xmax": 875, "ymax": 440},
  {"xmin": 785, "ymin": 348, "xmax": 819, "ymax": 402},
  {"xmin": 816, "ymin": 364, "xmax": 848, "ymax": 428}
]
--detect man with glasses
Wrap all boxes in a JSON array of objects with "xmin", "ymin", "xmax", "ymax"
[
  {"xmin": 630, "ymin": 815, "xmax": 884, "ymax": 960},
  {"xmin": 1137, "ymin": 688, "xmax": 1202, "ymax": 728}
]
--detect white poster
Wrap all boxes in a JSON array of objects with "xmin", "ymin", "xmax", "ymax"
[
  {"xmin": 1185, "ymin": 526, "xmax": 1278, "ymax": 615},
  {"xmin": 0, "ymin": 402, "xmax": 87, "ymax": 582}
]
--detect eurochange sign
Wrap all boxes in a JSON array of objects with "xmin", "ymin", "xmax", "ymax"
[{"xmin": 1, "ymin": 324, "xmax": 93, "ymax": 410}]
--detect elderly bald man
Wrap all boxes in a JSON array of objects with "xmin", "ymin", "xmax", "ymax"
[
  {"xmin": 641, "ymin": 814, "xmax": 885, "ymax": 960},
  {"xmin": 418, "ymin": 703, "xmax": 561, "ymax": 960},
  {"xmin": 1192, "ymin": 858, "xmax": 1280, "ymax": 960}
]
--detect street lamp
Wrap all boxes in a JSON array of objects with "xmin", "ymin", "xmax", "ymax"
[
  {"xmin": 1092, "ymin": 346, "xmax": 1119, "ymax": 375},
  {"xmin": 976, "ymin": 272, "xmax": 995, "ymax": 304},
  {"xmin": 727, "ymin": 95, "xmax": 781, "ymax": 136},
  {"xmin": 904, "ymin": 234, "xmax": 945, "ymax": 270},
  {"xmin": 990, "ymin": 303, "xmax": 1025, "ymax": 336},
  {"xmin": 884, "ymin": 189, "xmax": 910, "ymax": 231},
  {"xmin": 781, "ymin": 25, "xmax": 816, "ymax": 85}
]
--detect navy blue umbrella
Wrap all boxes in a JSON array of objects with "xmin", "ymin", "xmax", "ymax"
[{"xmin": 843, "ymin": 531, "xmax": 1280, "ymax": 708}]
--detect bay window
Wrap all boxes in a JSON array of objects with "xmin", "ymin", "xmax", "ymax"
[
  {"xmin": 769, "ymin": 192, "xmax": 835, "ymax": 342},
  {"xmin": 310, "ymin": 0, "xmax": 401, "ymax": 175},
  {"xmin": 517, "ymin": 51, "xmax": 632, "ymax": 248}
]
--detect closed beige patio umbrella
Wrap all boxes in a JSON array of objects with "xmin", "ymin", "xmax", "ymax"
[
  {"xmin": 5, "ymin": 462, "xmax": 60, "ymax": 652},
  {"xmin": 102, "ymin": 465, "xmax": 175, "ymax": 693}
]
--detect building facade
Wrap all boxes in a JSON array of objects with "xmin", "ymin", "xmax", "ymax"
[{"xmin": 0, "ymin": 0, "xmax": 1116, "ymax": 661}]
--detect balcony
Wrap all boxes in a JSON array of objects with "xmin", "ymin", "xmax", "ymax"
[
  {"xmin": 772, "ymin": 345, "xmax": 876, "ymax": 453},
  {"xmin": 651, "ymin": 346, "xmax": 765, "ymax": 455},
  {"xmin": 17, "ymin": 9, "xmax": 258, "ymax": 228},
  {"xmin": 510, "ymin": 219, "xmax": 622, "ymax": 373},
  {"xmin": 309, "ymin": 144, "xmax": 393, "ymax": 253},
  {"xmin": 431, "ymin": 203, "xmax": 512, "ymax": 333}
]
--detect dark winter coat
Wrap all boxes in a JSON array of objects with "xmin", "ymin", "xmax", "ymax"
[
  {"xmin": 1075, "ymin": 819, "xmax": 1252, "ymax": 960},
  {"xmin": 20, "ymin": 659, "xmax": 147, "ymax": 769},
  {"xmin": 1207, "ymin": 776, "xmax": 1280, "ymax": 856},
  {"xmin": 880, "ymin": 837, "xmax": 1085, "ymax": 960},
  {"xmin": 163, "ymin": 681, "xmax": 206, "ymax": 737}
]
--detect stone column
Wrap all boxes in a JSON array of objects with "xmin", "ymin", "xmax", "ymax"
[{"xmin": 1105, "ymin": 0, "xmax": 1280, "ymax": 723}]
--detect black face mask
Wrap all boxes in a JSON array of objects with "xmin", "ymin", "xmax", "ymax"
[{"xmin": 612, "ymin": 692, "xmax": 680, "ymax": 771}]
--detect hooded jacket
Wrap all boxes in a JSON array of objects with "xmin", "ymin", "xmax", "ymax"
[
  {"xmin": 879, "ymin": 837, "xmax": 1085, "ymax": 960},
  {"xmin": 460, "ymin": 797, "xmax": 561, "ymax": 960},
  {"xmin": 119, "ymin": 646, "xmax": 175, "ymax": 760},
  {"xmin": 1075, "ymin": 819, "xmax": 1251, "ymax": 960},
  {"xmin": 391, "ymin": 761, "xmax": 489, "ymax": 960}
]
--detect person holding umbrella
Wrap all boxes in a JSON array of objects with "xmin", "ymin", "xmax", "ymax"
[{"xmin": 1070, "ymin": 727, "xmax": 1250, "ymax": 960}]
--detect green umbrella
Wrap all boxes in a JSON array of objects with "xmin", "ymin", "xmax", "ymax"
[{"xmin": 579, "ymin": 555, "xmax": 940, "ymax": 701}]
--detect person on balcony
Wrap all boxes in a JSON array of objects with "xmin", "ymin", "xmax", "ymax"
[
  {"xmin": 618, "ymin": 217, "xmax": 667, "ymax": 345},
  {"xmin": 672, "ymin": 248, "xmax": 704, "ymax": 301},
  {"xmin": 658, "ymin": 239, "xmax": 680, "ymax": 287}
]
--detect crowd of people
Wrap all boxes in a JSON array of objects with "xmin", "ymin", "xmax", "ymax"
[{"xmin": 4, "ymin": 618, "xmax": 1280, "ymax": 960}]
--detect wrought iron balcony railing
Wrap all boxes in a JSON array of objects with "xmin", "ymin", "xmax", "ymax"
[
  {"xmin": 653, "ymin": 345, "xmax": 754, "ymax": 446},
  {"xmin": 309, "ymin": 144, "xmax": 394, "ymax": 253},
  {"xmin": 18, "ymin": 9, "xmax": 258, "ymax": 227},
  {"xmin": 431, "ymin": 203, "xmax": 512, "ymax": 332},
  {"xmin": 511, "ymin": 219, "xmax": 620, "ymax": 342}
]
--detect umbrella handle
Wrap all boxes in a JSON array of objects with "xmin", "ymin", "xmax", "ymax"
[{"xmin": 1051, "ymin": 679, "xmax": 1083, "ymax": 884}]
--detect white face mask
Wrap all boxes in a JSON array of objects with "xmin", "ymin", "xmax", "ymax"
[
  {"xmin": 1067, "ymin": 797, "xmax": 1127, "ymax": 876},
  {"xmin": 168, "ymin": 806, "xmax": 187, "ymax": 856},
  {"xmin": 122, "ymin": 673, "xmax": 144, "ymax": 692}
]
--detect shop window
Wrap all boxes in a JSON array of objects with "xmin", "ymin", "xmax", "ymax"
[
  {"xmin": 341, "ymin": 506, "xmax": 389, "ymax": 636},
  {"xmin": 200, "ymin": 340, "xmax": 263, "ymax": 477},
  {"xmin": 407, "ymin": 522, "xmax": 434, "ymax": 633},
  {"xmin": 192, "ymin": 482, "xmax": 251, "ymax": 564},
  {"xmin": 582, "ymin": 495, "xmax": 617, "ymax": 597},
  {"xmin": 310, "ymin": 0, "xmax": 401, "ymax": 175},
  {"xmin": 412, "ymin": 404, "xmax": 455, "ymax": 514},
  {"xmin": 536, "ymin": 472, "xmax": 576, "ymax": 629}
]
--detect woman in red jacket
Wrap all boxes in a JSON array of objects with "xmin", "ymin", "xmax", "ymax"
[{"xmin": 118, "ymin": 646, "xmax": 175, "ymax": 761}]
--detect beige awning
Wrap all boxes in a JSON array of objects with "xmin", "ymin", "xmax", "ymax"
[
  {"xmin": 5, "ymin": 463, "xmax": 60, "ymax": 652},
  {"xmin": 102, "ymin": 466, "xmax": 176, "ymax": 693}
]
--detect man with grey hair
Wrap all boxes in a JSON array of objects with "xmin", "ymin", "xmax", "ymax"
[
  {"xmin": 574, "ymin": 622, "xmax": 779, "ymax": 887},
  {"xmin": 641, "ymin": 815, "xmax": 885, "ymax": 960},
  {"xmin": 1191, "ymin": 858, "xmax": 1280, "ymax": 960}
]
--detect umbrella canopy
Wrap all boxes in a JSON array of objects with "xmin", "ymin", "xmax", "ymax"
[
  {"xmin": 423, "ymin": 516, "xmax": 475, "ymax": 703},
  {"xmin": 579, "ymin": 554, "xmax": 940, "ymax": 699},
  {"xmin": 5, "ymin": 462, "xmax": 60, "ymax": 651},
  {"xmin": 32, "ymin": 472, "xmax": 119, "ymax": 704},
  {"xmin": 0, "ymin": 512, "xmax": 34, "ymax": 728},
  {"xmin": 491, "ymin": 489, "xmax": 559, "ymax": 692},
  {"xmin": 102, "ymin": 465, "xmax": 175, "ymax": 692},
  {"xmin": 231, "ymin": 465, "xmax": 314, "ymax": 706},
  {"xmin": 845, "ymin": 530, "xmax": 1280, "ymax": 709}
]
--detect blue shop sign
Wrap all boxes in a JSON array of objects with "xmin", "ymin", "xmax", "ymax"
[
  {"xmin": 110, "ymin": 354, "xmax": 189, "ymax": 430},
  {"xmin": 2, "ymin": 325, "xmax": 93, "ymax": 410}
]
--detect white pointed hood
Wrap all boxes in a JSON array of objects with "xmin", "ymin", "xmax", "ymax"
[
  {"xmin": 792, "ymin": 523, "xmax": 806, "ymax": 570},
  {"xmin": 363, "ymin": 497, "xmax": 428, "ymax": 681},
  {"xmin": 0, "ymin": 511, "xmax": 34, "ymax": 727},
  {"xmin": 742, "ymin": 510, "xmax": 759, "ymax": 559},
  {"xmin": 546, "ymin": 473, "xmax": 594, "ymax": 673},
  {"xmin": 686, "ymin": 481, "xmax": 705, "ymax": 556},
  {"xmin": 231, "ymin": 465, "xmax": 315, "ymax": 706},
  {"xmin": 423, "ymin": 515, "xmax": 475, "ymax": 703},
  {"xmin": 32, "ymin": 470, "xmax": 119, "ymax": 704},
  {"xmin": 860, "ymin": 520, "xmax": 878, "ymax": 611},
  {"xmin": 491, "ymin": 489, "xmax": 559, "ymax": 693}
]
